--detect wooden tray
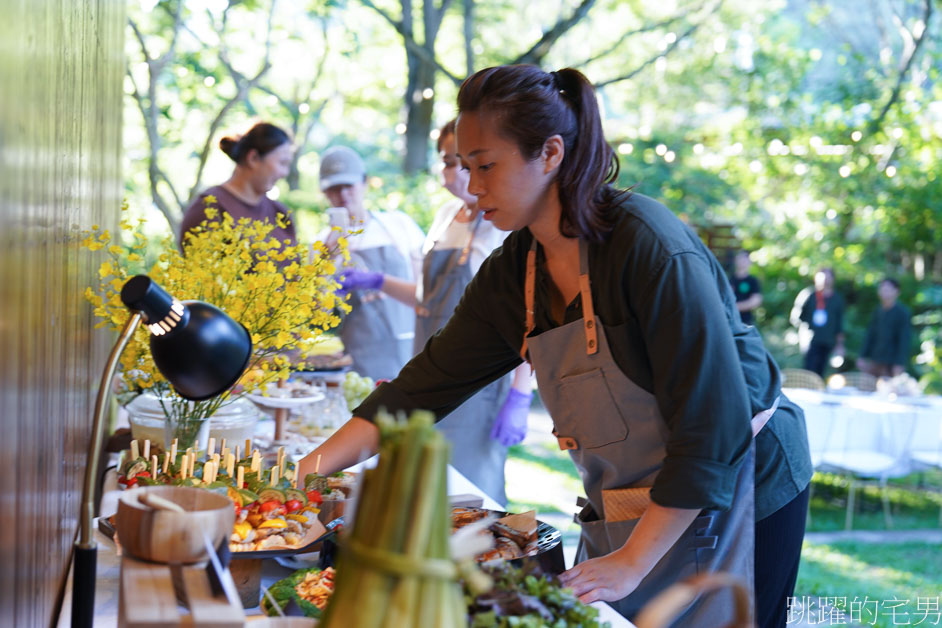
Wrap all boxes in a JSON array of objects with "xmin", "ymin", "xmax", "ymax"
[{"xmin": 119, "ymin": 554, "xmax": 244, "ymax": 627}]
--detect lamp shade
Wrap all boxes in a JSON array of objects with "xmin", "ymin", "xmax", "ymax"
[{"xmin": 120, "ymin": 275, "xmax": 252, "ymax": 400}]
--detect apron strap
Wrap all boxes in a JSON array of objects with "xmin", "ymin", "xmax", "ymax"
[
  {"xmin": 521, "ymin": 238, "xmax": 598, "ymax": 361},
  {"xmin": 578, "ymin": 239, "xmax": 598, "ymax": 355},
  {"xmin": 521, "ymin": 241, "xmax": 537, "ymax": 362}
]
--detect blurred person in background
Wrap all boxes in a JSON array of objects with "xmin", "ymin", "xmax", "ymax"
[
  {"xmin": 181, "ymin": 122, "xmax": 296, "ymax": 250},
  {"xmin": 729, "ymin": 249, "xmax": 762, "ymax": 326},
  {"xmin": 796, "ymin": 268, "xmax": 845, "ymax": 376},
  {"xmin": 319, "ymin": 145, "xmax": 425, "ymax": 381},
  {"xmin": 857, "ymin": 277, "xmax": 911, "ymax": 378}
]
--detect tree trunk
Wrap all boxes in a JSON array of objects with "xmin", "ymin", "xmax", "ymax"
[
  {"xmin": 403, "ymin": 57, "xmax": 436, "ymax": 174},
  {"xmin": 464, "ymin": 0, "xmax": 474, "ymax": 76}
]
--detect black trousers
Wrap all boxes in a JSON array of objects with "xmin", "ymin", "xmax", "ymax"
[
  {"xmin": 804, "ymin": 342, "xmax": 833, "ymax": 376},
  {"xmin": 754, "ymin": 485, "xmax": 810, "ymax": 628}
]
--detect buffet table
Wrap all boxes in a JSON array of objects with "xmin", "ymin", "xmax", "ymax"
[{"xmin": 57, "ymin": 463, "xmax": 633, "ymax": 627}]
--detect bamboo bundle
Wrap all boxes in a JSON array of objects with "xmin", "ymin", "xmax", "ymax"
[{"xmin": 319, "ymin": 411, "xmax": 466, "ymax": 628}]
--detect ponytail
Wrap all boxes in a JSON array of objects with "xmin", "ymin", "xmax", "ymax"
[{"xmin": 457, "ymin": 65, "xmax": 622, "ymax": 241}]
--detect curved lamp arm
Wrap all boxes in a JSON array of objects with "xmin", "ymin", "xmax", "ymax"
[{"xmin": 72, "ymin": 312, "xmax": 141, "ymax": 628}]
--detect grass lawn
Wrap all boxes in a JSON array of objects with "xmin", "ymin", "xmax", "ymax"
[
  {"xmin": 794, "ymin": 541, "xmax": 942, "ymax": 627},
  {"xmin": 506, "ymin": 434, "xmax": 942, "ymax": 626}
]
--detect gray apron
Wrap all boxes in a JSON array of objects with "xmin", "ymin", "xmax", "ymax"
[
  {"xmin": 415, "ymin": 212, "xmax": 511, "ymax": 505},
  {"xmin": 340, "ymin": 214, "xmax": 416, "ymax": 381},
  {"xmin": 522, "ymin": 239, "xmax": 757, "ymax": 624}
]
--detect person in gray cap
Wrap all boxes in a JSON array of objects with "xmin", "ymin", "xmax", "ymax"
[{"xmin": 318, "ymin": 145, "xmax": 425, "ymax": 381}]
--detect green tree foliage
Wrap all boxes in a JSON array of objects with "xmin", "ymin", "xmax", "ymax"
[{"xmin": 123, "ymin": 0, "xmax": 942, "ymax": 382}]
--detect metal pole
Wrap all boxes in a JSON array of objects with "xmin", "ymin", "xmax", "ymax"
[{"xmin": 72, "ymin": 312, "xmax": 142, "ymax": 628}]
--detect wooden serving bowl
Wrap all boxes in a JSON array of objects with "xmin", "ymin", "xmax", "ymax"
[{"xmin": 116, "ymin": 486, "xmax": 235, "ymax": 564}]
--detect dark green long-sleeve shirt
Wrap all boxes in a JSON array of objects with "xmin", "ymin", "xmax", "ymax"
[
  {"xmin": 861, "ymin": 302, "xmax": 912, "ymax": 368},
  {"xmin": 354, "ymin": 192, "xmax": 813, "ymax": 520}
]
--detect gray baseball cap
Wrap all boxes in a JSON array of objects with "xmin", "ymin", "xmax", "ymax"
[{"xmin": 319, "ymin": 145, "xmax": 366, "ymax": 190}]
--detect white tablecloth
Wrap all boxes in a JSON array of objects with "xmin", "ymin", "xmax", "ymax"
[{"xmin": 783, "ymin": 387, "xmax": 942, "ymax": 474}]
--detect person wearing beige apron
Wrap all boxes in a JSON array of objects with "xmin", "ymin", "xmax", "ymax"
[{"xmin": 298, "ymin": 66, "xmax": 813, "ymax": 627}]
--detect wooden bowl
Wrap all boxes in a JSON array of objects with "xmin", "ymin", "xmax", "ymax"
[{"xmin": 116, "ymin": 486, "xmax": 235, "ymax": 564}]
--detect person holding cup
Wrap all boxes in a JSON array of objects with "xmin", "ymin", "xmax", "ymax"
[{"xmin": 317, "ymin": 145, "xmax": 425, "ymax": 382}]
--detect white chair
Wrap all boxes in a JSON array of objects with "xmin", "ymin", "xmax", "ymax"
[
  {"xmin": 907, "ymin": 408, "xmax": 942, "ymax": 526},
  {"xmin": 817, "ymin": 399, "xmax": 916, "ymax": 530},
  {"xmin": 827, "ymin": 371, "xmax": 878, "ymax": 393},
  {"xmin": 784, "ymin": 387, "xmax": 837, "ymax": 469}
]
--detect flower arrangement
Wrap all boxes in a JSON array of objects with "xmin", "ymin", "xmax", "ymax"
[{"xmin": 83, "ymin": 198, "xmax": 350, "ymax": 447}]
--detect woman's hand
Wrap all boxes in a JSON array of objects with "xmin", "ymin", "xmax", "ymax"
[
  {"xmin": 560, "ymin": 502, "xmax": 701, "ymax": 605},
  {"xmin": 558, "ymin": 551, "xmax": 644, "ymax": 604}
]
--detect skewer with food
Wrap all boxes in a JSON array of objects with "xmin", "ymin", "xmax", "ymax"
[{"xmin": 115, "ymin": 438, "xmax": 337, "ymax": 553}]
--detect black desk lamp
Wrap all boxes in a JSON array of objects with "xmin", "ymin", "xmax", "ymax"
[{"xmin": 72, "ymin": 275, "xmax": 252, "ymax": 628}]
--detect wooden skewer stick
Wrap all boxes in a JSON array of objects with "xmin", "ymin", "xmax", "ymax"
[
  {"xmin": 315, "ymin": 454, "xmax": 322, "ymax": 475},
  {"xmin": 130, "ymin": 440, "xmax": 139, "ymax": 461},
  {"xmin": 207, "ymin": 437, "xmax": 216, "ymax": 458},
  {"xmin": 151, "ymin": 454, "xmax": 158, "ymax": 478},
  {"xmin": 143, "ymin": 439, "xmax": 150, "ymax": 461},
  {"xmin": 170, "ymin": 439, "xmax": 178, "ymax": 465},
  {"xmin": 220, "ymin": 438, "xmax": 227, "ymax": 455},
  {"xmin": 162, "ymin": 451, "xmax": 170, "ymax": 474},
  {"xmin": 237, "ymin": 465, "xmax": 245, "ymax": 489}
]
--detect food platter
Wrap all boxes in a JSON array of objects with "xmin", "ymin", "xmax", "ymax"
[
  {"xmin": 451, "ymin": 507, "xmax": 564, "ymax": 574},
  {"xmin": 246, "ymin": 382, "xmax": 326, "ymax": 409}
]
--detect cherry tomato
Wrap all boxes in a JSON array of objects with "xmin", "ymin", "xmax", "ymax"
[
  {"xmin": 258, "ymin": 500, "xmax": 281, "ymax": 514},
  {"xmin": 126, "ymin": 476, "xmax": 138, "ymax": 488},
  {"xmin": 306, "ymin": 490, "xmax": 323, "ymax": 506},
  {"xmin": 284, "ymin": 499, "xmax": 302, "ymax": 513}
]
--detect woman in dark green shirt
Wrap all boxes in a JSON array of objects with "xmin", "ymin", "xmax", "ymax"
[{"xmin": 297, "ymin": 65, "xmax": 812, "ymax": 627}]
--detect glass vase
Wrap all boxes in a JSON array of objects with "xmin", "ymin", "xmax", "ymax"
[{"xmin": 163, "ymin": 414, "xmax": 211, "ymax": 453}]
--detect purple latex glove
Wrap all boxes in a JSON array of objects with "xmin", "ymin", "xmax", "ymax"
[
  {"xmin": 490, "ymin": 388, "xmax": 532, "ymax": 446},
  {"xmin": 340, "ymin": 269, "xmax": 384, "ymax": 293}
]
